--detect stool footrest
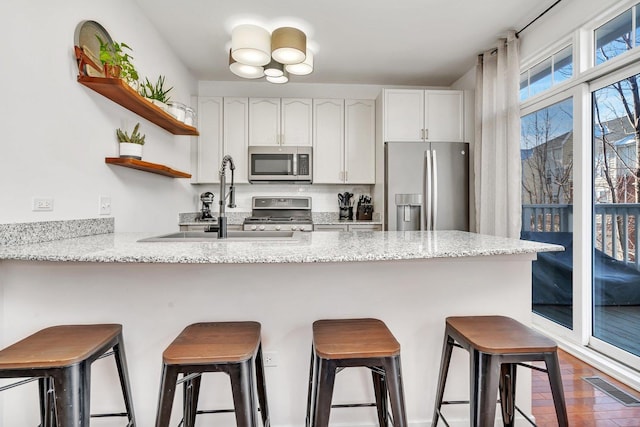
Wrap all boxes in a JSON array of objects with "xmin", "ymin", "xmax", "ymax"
[
  {"xmin": 90, "ymin": 412, "xmax": 128, "ymax": 418},
  {"xmin": 331, "ymin": 402, "xmax": 376, "ymax": 408}
]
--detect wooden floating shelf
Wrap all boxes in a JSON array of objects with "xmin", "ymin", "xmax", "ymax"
[
  {"xmin": 105, "ymin": 158, "xmax": 191, "ymax": 178},
  {"xmin": 78, "ymin": 76, "xmax": 199, "ymax": 136}
]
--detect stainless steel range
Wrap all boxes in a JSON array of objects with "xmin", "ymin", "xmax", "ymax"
[{"xmin": 243, "ymin": 196, "xmax": 313, "ymax": 232}]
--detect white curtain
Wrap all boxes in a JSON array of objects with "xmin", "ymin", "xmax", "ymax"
[{"xmin": 474, "ymin": 30, "xmax": 521, "ymax": 238}]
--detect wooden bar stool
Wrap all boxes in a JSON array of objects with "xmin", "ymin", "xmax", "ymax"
[
  {"xmin": 154, "ymin": 321, "xmax": 270, "ymax": 427},
  {"xmin": 306, "ymin": 318, "xmax": 408, "ymax": 427},
  {"xmin": 0, "ymin": 324, "xmax": 136, "ymax": 427},
  {"xmin": 432, "ymin": 316, "xmax": 568, "ymax": 427}
]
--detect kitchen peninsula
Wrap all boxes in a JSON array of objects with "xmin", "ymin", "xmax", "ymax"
[{"xmin": 0, "ymin": 225, "xmax": 560, "ymax": 426}]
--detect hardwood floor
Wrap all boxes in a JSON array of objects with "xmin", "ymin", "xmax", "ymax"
[{"xmin": 532, "ymin": 350, "xmax": 640, "ymax": 426}]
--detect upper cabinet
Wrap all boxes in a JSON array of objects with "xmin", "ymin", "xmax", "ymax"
[
  {"xmin": 313, "ymin": 99, "xmax": 375, "ymax": 184},
  {"xmin": 383, "ymin": 89, "xmax": 464, "ymax": 142},
  {"xmin": 193, "ymin": 97, "xmax": 249, "ymax": 184},
  {"xmin": 249, "ymin": 98, "xmax": 312, "ymax": 146}
]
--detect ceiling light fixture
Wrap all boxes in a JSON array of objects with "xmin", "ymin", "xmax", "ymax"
[
  {"xmin": 229, "ymin": 50, "xmax": 265, "ymax": 79},
  {"xmin": 285, "ymin": 50, "xmax": 314, "ymax": 76},
  {"xmin": 231, "ymin": 24, "xmax": 271, "ymax": 66},
  {"xmin": 264, "ymin": 59, "xmax": 284, "ymax": 77},
  {"xmin": 271, "ymin": 27, "xmax": 306, "ymax": 65},
  {"xmin": 266, "ymin": 70, "xmax": 289, "ymax": 84},
  {"xmin": 227, "ymin": 22, "xmax": 314, "ymax": 84}
]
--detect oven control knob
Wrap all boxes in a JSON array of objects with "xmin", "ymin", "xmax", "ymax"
[
  {"xmin": 299, "ymin": 225, "xmax": 306, "ymax": 231},
  {"xmin": 275, "ymin": 225, "xmax": 281, "ymax": 231},
  {"xmin": 291, "ymin": 226, "xmax": 297, "ymax": 231},
  {"xmin": 251, "ymin": 225, "xmax": 257, "ymax": 231},
  {"xmin": 259, "ymin": 225, "xmax": 265, "ymax": 231}
]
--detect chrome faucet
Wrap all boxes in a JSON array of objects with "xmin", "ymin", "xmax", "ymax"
[{"xmin": 217, "ymin": 155, "xmax": 236, "ymax": 238}]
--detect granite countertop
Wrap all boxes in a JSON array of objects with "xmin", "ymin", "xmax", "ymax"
[{"xmin": 0, "ymin": 230, "xmax": 561, "ymax": 264}]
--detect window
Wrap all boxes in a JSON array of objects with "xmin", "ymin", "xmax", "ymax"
[
  {"xmin": 594, "ymin": 3, "xmax": 640, "ymax": 65},
  {"xmin": 521, "ymin": 46, "xmax": 573, "ymax": 101}
]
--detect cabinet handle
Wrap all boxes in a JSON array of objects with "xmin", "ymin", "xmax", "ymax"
[
  {"xmin": 345, "ymin": 171, "xmax": 348, "ymax": 182},
  {"xmin": 425, "ymin": 128, "xmax": 428, "ymax": 140},
  {"xmin": 421, "ymin": 129, "xmax": 425, "ymax": 140}
]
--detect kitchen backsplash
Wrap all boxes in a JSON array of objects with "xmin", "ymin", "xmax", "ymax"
[{"xmin": 191, "ymin": 183, "xmax": 374, "ymax": 213}]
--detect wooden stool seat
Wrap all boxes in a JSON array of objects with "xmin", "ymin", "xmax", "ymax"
[
  {"xmin": 306, "ymin": 318, "xmax": 408, "ymax": 427},
  {"xmin": 0, "ymin": 324, "xmax": 123, "ymax": 369},
  {"xmin": 163, "ymin": 322, "xmax": 261, "ymax": 364},
  {"xmin": 0, "ymin": 323, "xmax": 136, "ymax": 427},
  {"xmin": 446, "ymin": 316, "xmax": 557, "ymax": 354},
  {"xmin": 432, "ymin": 315, "xmax": 568, "ymax": 427},
  {"xmin": 155, "ymin": 321, "xmax": 270, "ymax": 427},
  {"xmin": 313, "ymin": 318, "xmax": 400, "ymax": 359}
]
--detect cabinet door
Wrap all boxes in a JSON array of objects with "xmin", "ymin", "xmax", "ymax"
[
  {"xmin": 345, "ymin": 99, "xmax": 375, "ymax": 184},
  {"xmin": 383, "ymin": 89, "xmax": 424, "ymax": 142},
  {"xmin": 282, "ymin": 98, "xmax": 312, "ymax": 146},
  {"xmin": 224, "ymin": 97, "xmax": 249, "ymax": 184},
  {"xmin": 424, "ymin": 90, "xmax": 464, "ymax": 142},
  {"xmin": 249, "ymin": 98, "xmax": 280, "ymax": 146},
  {"xmin": 195, "ymin": 97, "xmax": 223, "ymax": 183},
  {"xmin": 313, "ymin": 99, "xmax": 344, "ymax": 184}
]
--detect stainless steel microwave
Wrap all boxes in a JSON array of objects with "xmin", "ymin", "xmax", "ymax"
[{"xmin": 248, "ymin": 146, "xmax": 312, "ymax": 183}]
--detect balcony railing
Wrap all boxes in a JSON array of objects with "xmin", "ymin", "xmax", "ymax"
[{"xmin": 522, "ymin": 203, "xmax": 640, "ymax": 270}]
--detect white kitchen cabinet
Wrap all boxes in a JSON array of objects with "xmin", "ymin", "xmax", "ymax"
[
  {"xmin": 193, "ymin": 97, "xmax": 248, "ymax": 184},
  {"xmin": 345, "ymin": 99, "xmax": 375, "ymax": 183},
  {"xmin": 223, "ymin": 97, "xmax": 249, "ymax": 183},
  {"xmin": 383, "ymin": 89, "xmax": 464, "ymax": 142},
  {"xmin": 249, "ymin": 98, "xmax": 312, "ymax": 146},
  {"xmin": 313, "ymin": 99, "xmax": 344, "ymax": 184},
  {"xmin": 312, "ymin": 99, "xmax": 375, "ymax": 184},
  {"xmin": 194, "ymin": 96, "xmax": 223, "ymax": 183}
]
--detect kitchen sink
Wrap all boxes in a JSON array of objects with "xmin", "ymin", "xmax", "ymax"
[{"xmin": 138, "ymin": 230, "xmax": 296, "ymax": 242}]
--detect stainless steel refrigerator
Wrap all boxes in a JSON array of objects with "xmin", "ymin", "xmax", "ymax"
[{"xmin": 384, "ymin": 141, "xmax": 469, "ymax": 231}]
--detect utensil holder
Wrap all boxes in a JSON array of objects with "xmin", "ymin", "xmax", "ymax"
[{"xmin": 339, "ymin": 206, "xmax": 353, "ymax": 220}]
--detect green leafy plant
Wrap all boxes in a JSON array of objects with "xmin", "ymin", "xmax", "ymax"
[
  {"xmin": 139, "ymin": 75, "xmax": 173, "ymax": 103},
  {"xmin": 96, "ymin": 36, "xmax": 139, "ymax": 84},
  {"xmin": 116, "ymin": 123, "xmax": 146, "ymax": 145}
]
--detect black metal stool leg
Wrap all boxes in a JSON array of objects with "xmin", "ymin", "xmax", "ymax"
[
  {"xmin": 470, "ymin": 351, "xmax": 501, "ymax": 427},
  {"xmin": 113, "ymin": 336, "xmax": 137, "ymax": 426},
  {"xmin": 229, "ymin": 359, "xmax": 258, "ymax": 427},
  {"xmin": 255, "ymin": 344, "xmax": 270, "ymax": 427},
  {"xmin": 371, "ymin": 368, "xmax": 388, "ymax": 427},
  {"xmin": 51, "ymin": 365, "xmax": 82, "ymax": 427},
  {"xmin": 155, "ymin": 364, "xmax": 180, "ymax": 427},
  {"xmin": 544, "ymin": 352, "xmax": 568, "ymax": 427},
  {"xmin": 38, "ymin": 377, "xmax": 56, "ymax": 427},
  {"xmin": 384, "ymin": 355, "xmax": 408, "ymax": 427},
  {"xmin": 432, "ymin": 334, "xmax": 455, "ymax": 427},
  {"xmin": 499, "ymin": 363, "xmax": 517, "ymax": 427},
  {"xmin": 80, "ymin": 361, "xmax": 92, "ymax": 426},
  {"xmin": 182, "ymin": 374, "xmax": 201, "ymax": 427},
  {"xmin": 312, "ymin": 358, "xmax": 336, "ymax": 427},
  {"xmin": 305, "ymin": 347, "xmax": 315, "ymax": 427}
]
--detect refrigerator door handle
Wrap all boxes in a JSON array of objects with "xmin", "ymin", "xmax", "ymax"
[
  {"xmin": 424, "ymin": 149, "xmax": 432, "ymax": 231},
  {"xmin": 432, "ymin": 149, "xmax": 438, "ymax": 230}
]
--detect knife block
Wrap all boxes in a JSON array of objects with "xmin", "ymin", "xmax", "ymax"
[{"xmin": 356, "ymin": 204, "xmax": 373, "ymax": 221}]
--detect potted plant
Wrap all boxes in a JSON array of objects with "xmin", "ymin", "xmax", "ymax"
[
  {"xmin": 96, "ymin": 35, "xmax": 140, "ymax": 88},
  {"xmin": 139, "ymin": 75, "xmax": 173, "ymax": 110},
  {"xmin": 116, "ymin": 123, "xmax": 145, "ymax": 160}
]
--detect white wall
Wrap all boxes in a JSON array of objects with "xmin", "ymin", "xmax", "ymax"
[{"xmin": 0, "ymin": 0, "xmax": 198, "ymax": 231}]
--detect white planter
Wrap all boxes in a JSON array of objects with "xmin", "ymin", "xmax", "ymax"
[
  {"xmin": 148, "ymin": 99, "xmax": 168, "ymax": 112},
  {"xmin": 119, "ymin": 142, "xmax": 143, "ymax": 160}
]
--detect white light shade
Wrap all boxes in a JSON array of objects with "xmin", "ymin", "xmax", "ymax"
[
  {"xmin": 231, "ymin": 24, "xmax": 271, "ymax": 66},
  {"xmin": 264, "ymin": 59, "xmax": 284, "ymax": 77},
  {"xmin": 285, "ymin": 50, "xmax": 314, "ymax": 75},
  {"xmin": 271, "ymin": 27, "xmax": 306, "ymax": 65},
  {"xmin": 229, "ymin": 51, "xmax": 265, "ymax": 79},
  {"xmin": 266, "ymin": 70, "xmax": 289, "ymax": 84}
]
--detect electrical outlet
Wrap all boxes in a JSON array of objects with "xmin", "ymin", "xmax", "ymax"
[
  {"xmin": 99, "ymin": 196, "xmax": 112, "ymax": 215},
  {"xmin": 32, "ymin": 197, "xmax": 54, "ymax": 212},
  {"xmin": 263, "ymin": 351, "xmax": 279, "ymax": 367}
]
